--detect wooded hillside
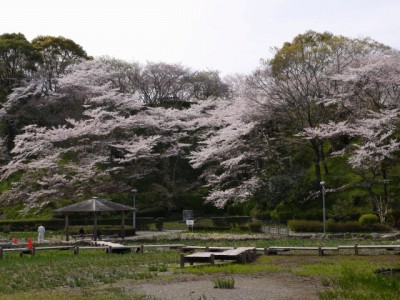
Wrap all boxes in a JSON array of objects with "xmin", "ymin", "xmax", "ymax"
[{"xmin": 0, "ymin": 31, "xmax": 399, "ymax": 226}]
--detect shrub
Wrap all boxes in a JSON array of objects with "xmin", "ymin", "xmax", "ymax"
[
  {"xmin": 327, "ymin": 221, "xmax": 364, "ymax": 233},
  {"xmin": 288, "ymin": 220, "xmax": 323, "ymax": 232},
  {"xmin": 136, "ymin": 217, "xmax": 154, "ymax": 230},
  {"xmin": 248, "ymin": 223, "xmax": 263, "ymax": 233},
  {"xmin": 288, "ymin": 219, "xmax": 389, "ymax": 233},
  {"xmin": 270, "ymin": 203, "xmax": 296, "ymax": 223},
  {"xmin": 193, "ymin": 226, "xmax": 231, "ymax": 231},
  {"xmin": 250, "ymin": 208, "xmax": 271, "ymax": 221},
  {"xmin": 211, "ymin": 216, "xmax": 251, "ymax": 227},
  {"xmin": 370, "ymin": 223, "xmax": 390, "ymax": 232},
  {"xmin": 137, "ymin": 206, "xmax": 167, "ymax": 218},
  {"xmin": 359, "ymin": 214, "xmax": 379, "ymax": 226},
  {"xmin": 0, "ymin": 219, "xmax": 64, "ymax": 231},
  {"xmin": 154, "ymin": 217, "xmax": 164, "ymax": 231}
]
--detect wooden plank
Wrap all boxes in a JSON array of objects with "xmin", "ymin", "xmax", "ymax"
[
  {"xmin": 143, "ymin": 244, "xmax": 186, "ymax": 249},
  {"xmin": 181, "ymin": 252, "xmax": 215, "ymax": 267},
  {"xmin": 35, "ymin": 246, "xmax": 74, "ymax": 251},
  {"xmin": 338, "ymin": 245, "xmax": 400, "ymax": 249},
  {"xmin": 79, "ymin": 246, "xmax": 109, "ymax": 250},
  {"xmin": 182, "ymin": 246, "xmax": 234, "ymax": 252}
]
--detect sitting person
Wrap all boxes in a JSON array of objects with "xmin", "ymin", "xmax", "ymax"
[{"xmin": 78, "ymin": 227, "xmax": 85, "ymax": 238}]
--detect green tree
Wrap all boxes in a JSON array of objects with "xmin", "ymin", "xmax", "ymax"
[
  {"xmin": 189, "ymin": 70, "xmax": 229, "ymax": 100},
  {"xmin": 0, "ymin": 33, "xmax": 39, "ymax": 102},
  {"xmin": 253, "ymin": 31, "xmax": 389, "ymax": 186},
  {"xmin": 32, "ymin": 35, "xmax": 90, "ymax": 92}
]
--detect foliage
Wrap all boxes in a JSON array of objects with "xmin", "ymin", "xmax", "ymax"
[
  {"xmin": 288, "ymin": 219, "xmax": 389, "ymax": 233},
  {"xmin": 359, "ymin": 214, "xmax": 379, "ymax": 226},
  {"xmin": 320, "ymin": 267, "xmax": 400, "ymax": 300},
  {"xmin": 288, "ymin": 219, "xmax": 323, "ymax": 232},
  {"xmin": 1, "ymin": 30, "xmax": 400, "ymax": 224},
  {"xmin": 211, "ymin": 216, "xmax": 252, "ymax": 227},
  {"xmin": 0, "ymin": 33, "xmax": 40, "ymax": 103},
  {"xmin": 154, "ymin": 217, "xmax": 164, "ymax": 231}
]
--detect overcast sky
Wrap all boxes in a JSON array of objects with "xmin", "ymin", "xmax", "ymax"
[{"xmin": 2, "ymin": 0, "xmax": 399, "ymax": 74}]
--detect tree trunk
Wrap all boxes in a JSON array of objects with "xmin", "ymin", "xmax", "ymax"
[
  {"xmin": 319, "ymin": 141, "xmax": 329, "ymax": 175},
  {"xmin": 311, "ymin": 141, "xmax": 322, "ymax": 186}
]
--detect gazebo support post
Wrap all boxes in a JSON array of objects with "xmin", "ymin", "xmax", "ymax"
[
  {"xmin": 121, "ymin": 211, "xmax": 125, "ymax": 239},
  {"xmin": 65, "ymin": 214, "xmax": 69, "ymax": 242},
  {"xmin": 94, "ymin": 212, "xmax": 98, "ymax": 241}
]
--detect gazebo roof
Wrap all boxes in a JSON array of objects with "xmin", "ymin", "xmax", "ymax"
[{"xmin": 54, "ymin": 197, "xmax": 134, "ymax": 213}]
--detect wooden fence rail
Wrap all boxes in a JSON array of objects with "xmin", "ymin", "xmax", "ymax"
[{"xmin": 1, "ymin": 243, "xmax": 400, "ymax": 260}]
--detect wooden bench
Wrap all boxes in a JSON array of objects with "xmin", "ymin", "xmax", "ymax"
[
  {"xmin": 214, "ymin": 247, "xmax": 257, "ymax": 263},
  {"xmin": 180, "ymin": 247, "xmax": 257, "ymax": 267},
  {"xmin": 180, "ymin": 252, "xmax": 215, "ymax": 267}
]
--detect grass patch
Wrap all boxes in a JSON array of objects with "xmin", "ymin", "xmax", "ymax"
[
  {"xmin": 213, "ymin": 277, "xmax": 235, "ymax": 289},
  {"xmin": 0, "ymin": 249, "xmax": 178, "ymax": 296},
  {"xmin": 320, "ymin": 267, "xmax": 400, "ymax": 300}
]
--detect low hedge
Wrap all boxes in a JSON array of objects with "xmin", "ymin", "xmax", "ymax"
[
  {"xmin": 239, "ymin": 223, "xmax": 263, "ymax": 233},
  {"xmin": 0, "ymin": 217, "xmax": 155, "ymax": 232},
  {"xmin": 288, "ymin": 220, "xmax": 323, "ymax": 232},
  {"xmin": 211, "ymin": 216, "xmax": 252, "ymax": 227},
  {"xmin": 193, "ymin": 226, "xmax": 232, "ymax": 231},
  {"xmin": 0, "ymin": 219, "xmax": 64, "ymax": 231},
  {"xmin": 288, "ymin": 219, "xmax": 390, "ymax": 233},
  {"xmin": 67, "ymin": 225, "xmax": 135, "ymax": 237}
]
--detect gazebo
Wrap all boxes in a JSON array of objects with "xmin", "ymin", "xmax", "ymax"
[{"xmin": 54, "ymin": 196, "xmax": 134, "ymax": 241}]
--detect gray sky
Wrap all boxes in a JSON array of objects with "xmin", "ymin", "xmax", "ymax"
[{"xmin": 2, "ymin": 0, "xmax": 399, "ymax": 74}]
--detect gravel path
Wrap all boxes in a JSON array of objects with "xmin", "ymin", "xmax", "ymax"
[{"xmin": 131, "ymin": 273, "xmax": 323, "ymax": 300}]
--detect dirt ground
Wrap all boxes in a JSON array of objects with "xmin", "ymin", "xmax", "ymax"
[{"xmin": 128, "ymin": 272, "xmax": 324, "ymax": 300}]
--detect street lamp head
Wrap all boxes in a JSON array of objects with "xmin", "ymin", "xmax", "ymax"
[
  {"xmin": 320, "ymin": 181, "xmax": 325, "ymax": 187},
  {"xmin": 131, "ymin": 188, "xmax": 137, "ymax": 194}
]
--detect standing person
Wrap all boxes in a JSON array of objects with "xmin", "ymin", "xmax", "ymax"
[{"xmin": 38, "ymin": 225, "xmax": 45, "ymax": 243}]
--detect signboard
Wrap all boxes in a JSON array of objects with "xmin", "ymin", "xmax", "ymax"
[{"xmin": 186, "ymin": 219, "xmax": 194, "ymax": 231}]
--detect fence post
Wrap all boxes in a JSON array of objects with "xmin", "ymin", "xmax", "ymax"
[
  {"xmin": 74, "ymin": 246, "xmax": 79, "ymax": 255},
  {"xmin": 210, "ymin": 254, "xmax": 215, "ymax": 265},
  {"xmin": 354, "ymin": 244, "xmax": 359, "ymax": 255},
  {"xmin": 0, "ymin": 247, "xmax": 3, "ymax": 259},
  {"xmin": 180, "ymin": 253, "xmax": 185, "ymax": 268}
]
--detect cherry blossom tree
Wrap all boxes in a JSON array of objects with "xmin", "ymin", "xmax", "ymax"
[
  {"xmin": 249, "ymin": 31, "xmax": 391, "ymax": 186},
  {"xmin": 298, "ymin": 52, "xmax": 400, "ymax": 222},
  {"xmin": 0, "ymin": 59, "xmax": 231, "ymax": 211}
]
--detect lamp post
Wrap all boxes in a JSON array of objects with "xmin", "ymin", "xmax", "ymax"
[
  {"xmin": 132, "ymin": 188, "xmax": 137, "ymax": 231},
  {"xmin": 320, "ymin": 181, "xmax": 326, "ymax": 235}
]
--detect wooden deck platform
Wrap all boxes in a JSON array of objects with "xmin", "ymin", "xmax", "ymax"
[{"xmin": 92, "ymin": 241, "xmax": 132, "ymax": 254}]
